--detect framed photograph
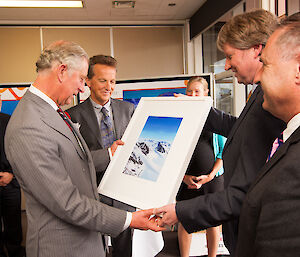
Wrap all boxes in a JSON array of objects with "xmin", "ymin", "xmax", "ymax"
[{"xmin": 98, "ymin": 96, "xmax": 212, "ymax": 209}]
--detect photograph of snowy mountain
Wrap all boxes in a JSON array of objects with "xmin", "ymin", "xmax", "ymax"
[{"xmin": 123, "ymin": 116, "xmax": 183, "ymax": 182}]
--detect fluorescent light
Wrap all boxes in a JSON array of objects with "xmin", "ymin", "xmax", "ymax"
[
  {"xmin": 0, "ymin": 1, "xmax": 83, "ymax": 8},
  {"xmin": 112, "ymin": 1, "xmax": 135, "ymax": 9}
]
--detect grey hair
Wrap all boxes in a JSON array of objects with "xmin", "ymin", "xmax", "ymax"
[
  {"xmin": 36, "ymin": 40, "xmax": 88, "ymax": 73},
  {"xmin": 275, "ymin": 21, "xmax": 300, "ymax": 61}
]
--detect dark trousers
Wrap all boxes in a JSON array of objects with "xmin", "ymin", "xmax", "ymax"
[
  {"xmin": 100, "ymin": 194, "xmax": 135, "ymax": 257},
  {"xmin": 0, "ymin": 181, "xmax": 24, "ymax": 257}
]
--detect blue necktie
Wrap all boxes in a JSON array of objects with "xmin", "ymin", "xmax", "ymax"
[{"xmin": 100, "ymin": 107, "xmax": 115, "ymax": 148}]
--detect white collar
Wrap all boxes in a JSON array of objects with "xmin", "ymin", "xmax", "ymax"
[
  {"xmin": 283, "ymin": 113, "xmax": 300, "ymax": 142},
  {"xmin": 29, "ymin": 85, "xmax": 58, "ymax": 111}
]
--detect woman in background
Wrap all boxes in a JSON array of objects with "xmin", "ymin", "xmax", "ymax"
[{"xmin": 176, "ymin": 76, "xmax": 226, "ymax": 257}]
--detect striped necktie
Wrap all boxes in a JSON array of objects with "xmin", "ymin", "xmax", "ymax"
[
  {"xmin": 100, "ymin": 107, "xmax": 115, "ymax": 148},
  {"xmin": 57, "ymin": 107, "xmax": 86, "ymax": 155},
  {"xmin": 267, "ymin": 133, "xmax": 283, "ymax": 162}
]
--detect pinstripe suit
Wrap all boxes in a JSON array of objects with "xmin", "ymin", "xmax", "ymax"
[
  {"xmin": 4, "ymin": 90, "xmax": 127, "ymax": 257},
  {"xmin": 68, "ymin": 97, "xmax": 135, "ymax": 257}
]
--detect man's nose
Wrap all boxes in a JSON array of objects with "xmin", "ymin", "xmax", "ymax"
[{"xmin": 225, "ymin": 59, "xmax": 231, "ymax": 71}]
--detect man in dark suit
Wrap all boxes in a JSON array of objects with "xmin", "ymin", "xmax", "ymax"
[
  {"xmin": 155, "ymin": 9, "xmax": 286, "ymax": 256},
  {"xmin": 4, "ymin": 41, "xmax": 162, "ymax": 257},
  {"xmin": 0, "ymin": 108, "xmax": 25, "ymax": 257},
  {"xmin": 67, "ymin": 55, "xmax": 135, "ymax": 257},
  {"xmin": 236, "ymin": 15, "xmax": 300, "ymax": 257}
]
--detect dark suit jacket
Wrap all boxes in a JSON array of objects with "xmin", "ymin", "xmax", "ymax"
[
  {"xmin": 68, "ymin": 97, "xmax": 135, "ymax": 211},
  {"xmin": 236, "ymin": 125, "xmax": 300, "ymax": 257},
  {"xmin": 0, "ymin": 113, "xmax": 19, "ymax": 188},
  {"xmin": 68, "ymin": 98, "xmax": 134, "ymax": 184},
  {"xmin": 176, "ymin": 86, "xmax": 286, "ymax": 255}
]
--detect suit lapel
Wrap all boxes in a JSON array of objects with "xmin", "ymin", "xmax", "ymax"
[
  {"xmin": 81, "ymin": 99, "xmax": 103, "ymax": 148},
  {"xmin": 71, "ymin": 124, "xmax": 99, "ymax": 198},
  {"xmin": 223, "ymin": 86, "xmax": 260, "ymax": 153},
  {"xmin": 24, "ymin": 91, "xmax": 86, "ymax": 160},
  {"xmin": 43, "ymin": 108, "xmax": 87, "ymax": 160},
  {"xmin": 249, "ymin": 126, "xmax": 300, "ymax": 192},
  {"xmin": 24, "ymin": 91, "xmax": 99, "ymax": 198},
  {"xmin": 111, "ymin": 99, "xmax": 122, "ymax": 139}
]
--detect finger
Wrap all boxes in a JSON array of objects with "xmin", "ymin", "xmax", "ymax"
[
  {"xmin": 143, "ymin": 208, "xmax": 155, "ymax": 217},
  {"xmin": 153, "ymin": 207, "xmax": 165, "ymax": 215},
  {"xmin": 116, "ymin": 140, "xmax": 125, "ymax": 145},
  {"xmin": 157, "ymin": 218, "xmax": 165, "ymax": 227}
]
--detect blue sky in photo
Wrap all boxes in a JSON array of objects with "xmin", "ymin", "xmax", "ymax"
[{"xmin": 140, "ymin": 116, "xmax": 183, "ymax": 142}]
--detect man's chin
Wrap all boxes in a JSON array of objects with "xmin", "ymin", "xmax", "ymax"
[{"xmin": 262, "ymin": 101, "xmax": 271, "ymax": 113}]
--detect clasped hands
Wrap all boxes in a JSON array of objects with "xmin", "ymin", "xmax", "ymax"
[
  {"xmin": 0, "ymin": 172, "xmax": 13, "ymax": 187},
  {"xmin": 183, "ymin": 174, "xmax": 213, "ymax": 189},
  {"xmin": 130, "ymin": 204, "xmax": 179, "ymax": 232}
]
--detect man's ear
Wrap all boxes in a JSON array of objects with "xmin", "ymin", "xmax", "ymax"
[
  {"xmin": 253, "ymin": 44, "xmax": 263, "ymax": 59},
  {"xmin": 57, "ymin": 64, "xmax": 67, "ymax": 83},
  {"xmin": 296, "ymin": 60, "xmax": 300, "ymax": 86}
]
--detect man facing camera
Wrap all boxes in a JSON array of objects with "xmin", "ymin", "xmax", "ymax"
[
  {"xmin": 68, "ymin": 55, "xmax": 135, "ymax": 257},
  {"xmin": 236, "ymin": 15, "xmax": 300, "ymax": 257},
  {"xmin": 4, "ymin": 41, "xmax": 163, "ymax": 257}
]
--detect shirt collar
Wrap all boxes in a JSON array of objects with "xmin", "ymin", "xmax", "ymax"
[
  {"xmin": 29, "ymin": 85, "xmax": 58, "ymax": 111},
  {"xmin": 89, "ymin": 97, "xmax": 111, "ymax": 111},
  {"xmin": 283, "ymin": 113, "xmax": 300, "ymax": 142}
]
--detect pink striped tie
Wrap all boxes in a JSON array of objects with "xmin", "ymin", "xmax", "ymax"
[{"xmin": 267, "ymin": 133, "xmax": 283, "ymax": 162}]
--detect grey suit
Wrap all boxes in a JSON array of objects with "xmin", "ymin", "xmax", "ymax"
[
  {"xmin": 67, "ymin": 97, "xmax": 135, "ymax": 257},
  {"xmin": 5, "ymin": 91, "xmax": 127, "ymax": 257}
]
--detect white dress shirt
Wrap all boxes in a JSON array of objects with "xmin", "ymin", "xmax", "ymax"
[{"xmin": 283, "ymin": 113, "xmax": 300, "ymax": 142}]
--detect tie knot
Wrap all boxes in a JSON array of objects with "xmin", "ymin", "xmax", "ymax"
[
  {"xmin": 101, "ymin": 107, "xmax": 109, "ymax": 117},
  {"xmin": 57, "ymin": 107, "xmax": 71, "ymax": 119}
]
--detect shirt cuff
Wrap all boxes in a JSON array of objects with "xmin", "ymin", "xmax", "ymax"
[
  {"xmin": 108, "ymin": 147, "xmax": 112, "ymax": 160},
  {"xmin": 123, "ymin": 212, "xmax": 132, "ymax": 230}
]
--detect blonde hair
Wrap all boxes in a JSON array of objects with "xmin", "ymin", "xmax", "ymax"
[
  {"xmin": 187, "ymin": 76, "xmax": 208, "ymax": 90},
  {"xmin": 217, "ymin": 9, "xmax": 278, "ymax": 51}
]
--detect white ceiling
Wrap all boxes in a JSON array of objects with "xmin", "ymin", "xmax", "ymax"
[{"xmin": 0, "ymin": 0, "xmax": 207, "ymax": 25}]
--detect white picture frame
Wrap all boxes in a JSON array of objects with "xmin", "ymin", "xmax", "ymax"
[{"xmin": 98, "ymin": 96, "xmax": 212, "ymax": 209}]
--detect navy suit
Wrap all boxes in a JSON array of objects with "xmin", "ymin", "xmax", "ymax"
[{"xmin": 176, "ymin": 86, "xmax": 286, "ymax": 256}]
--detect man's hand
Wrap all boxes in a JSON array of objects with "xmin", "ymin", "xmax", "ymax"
[
  {"xmin": 130, "ymin": 209, "xmax": 165, "ymax": 232},
  {"xmin": 0, "ymin": 172, "xmax": 13, "ymax": 186},
  {"xmin": 183, "ymin": 175, "xmax": 202, "ymax": 189},
  {"xmin": 110, "ymin": 140, "xmax": 124, "ymax": 156},
  {"xmin": 154, "ymin": 204, "xmax": 178, "ymax": 227}
]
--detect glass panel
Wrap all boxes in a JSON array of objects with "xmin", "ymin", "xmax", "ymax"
[
  {"xmin": 215, "ymin": 78, "xmax": 234, "ymax": 115},
  {"xmin": 202, "ymin": 22, "xmax": 226, "ymax": 74}
]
